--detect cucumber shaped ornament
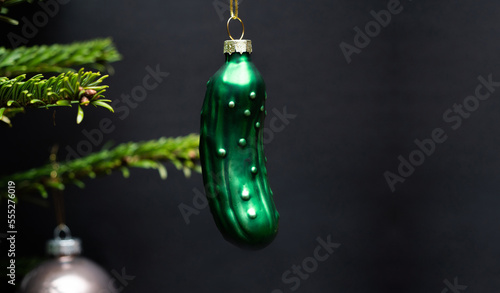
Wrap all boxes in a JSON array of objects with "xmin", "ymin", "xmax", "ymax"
[{"xmin": 200, "ymin": 37, "xmax": 279, "ymax": 248}]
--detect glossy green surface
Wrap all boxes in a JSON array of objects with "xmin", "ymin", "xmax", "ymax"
[{"xmin": 200, "ymin": 52, "xmax": 279, "ymax": 249}]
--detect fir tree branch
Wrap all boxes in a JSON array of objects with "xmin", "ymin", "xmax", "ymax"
[
  {"xmin": 0, "ymin": 68, "xmax": 112, "ymax": 125},
  {"xmin": 0, "ymin": 14, "xmax": 18, "ymax": 25},
  {"xmin": 2, "ymin": 0, "xmax": 37, "ymax": 7},
  {"xmin": 0, "ymin": 134, "xmax": 201, "ymax": 201},
  {"xmin": 0, "ymin": 0, "xmax": 36, "ymax": 25},
  {"xmin": 0, "ymin": 38, "xmax": 122, "ymax": 77}
]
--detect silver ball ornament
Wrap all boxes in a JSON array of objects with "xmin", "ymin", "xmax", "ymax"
[{"xmin": 20, "ymin": 225, "xmax": 117, "ymax": 293}]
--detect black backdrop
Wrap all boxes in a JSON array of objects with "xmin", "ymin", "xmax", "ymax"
[{"xmin": 2, "ymin": 0, "xmax": 500, "ymax": 292}]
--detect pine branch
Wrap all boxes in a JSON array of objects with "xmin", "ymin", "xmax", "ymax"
[
  {"xmin": 0, "ymin": 0, "xmax": 37, "ymax": 25},
  {"xmin": 0, "ymin": 38, "xmax": 122, "ymax": 77},
  {"xmin": 0, "ymin": 68, "xmax": 112, "ymax": 125},
  {"xmin": 0, "ymin": 14, "xmax": 18, "ymax": 25},
  {"xmin": 2, "ymin": 0, "xmax": 36, "ymax": 7},
  {"xmin": 0, "ymin": 134, "xmax": 201, "ymax": 201}
]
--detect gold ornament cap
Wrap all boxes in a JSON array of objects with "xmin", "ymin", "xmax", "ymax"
[{"xmin": 224, "ymin": 40, "xmax": 252, "ymax": 54}]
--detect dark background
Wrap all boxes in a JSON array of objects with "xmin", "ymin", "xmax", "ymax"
[{"xmin": 2, "ymin": 0, "xmax": 500, "ymax": 292}]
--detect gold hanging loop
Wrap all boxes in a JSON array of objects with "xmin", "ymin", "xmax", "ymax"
[
  {"xmin": 227, "ymin": 0, "xmax": 244, "ymax": 40},
  {"xmin": 227, "ymin": 17, "xmax": 245, "ymax": 40}
]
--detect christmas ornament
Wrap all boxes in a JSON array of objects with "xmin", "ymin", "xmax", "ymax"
[
  {"xmin": 200, "ymin": 0, "xmax": 279, "ymax": 249},
  {"xmin": 20, "ymin": 225, "xmax": 117, "ymax": 293}
]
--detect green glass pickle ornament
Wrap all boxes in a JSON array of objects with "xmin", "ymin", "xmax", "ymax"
[{"xmin": 200, "ymin": 39, "xmax": 279, "ymax": 249}]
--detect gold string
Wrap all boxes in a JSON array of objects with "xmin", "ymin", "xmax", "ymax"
[
  {"xmin": 50, "ymin": 145, "xmax": 65, "ymax": 226},
  {"xmin": 52, "ymin": 190, "xmax": 65, "ymax": 226},
  {"xmin": 230, "ymin": 0, "xmax": 238, "ymax": 18},
  {"xmin": 227, "ymin": 0, "xmax": 244, "ymax": 40}
]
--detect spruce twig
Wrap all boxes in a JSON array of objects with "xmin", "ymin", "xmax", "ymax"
[
  {"xmin": 0, "ymin": 68, "xmax": 112, "ymax": 125},
  {"xmin": 0, "ymin": 0, "xmax": 36, "ymax": 25},
  {"xmin": 0, "ymin": 134, "xmax": 201, "ymax": 201},
  {"xmin": 0, "ymin": 38, "xmax": 122, "ymax": 77},
  {"xmin": 2, "ymin": 0, "xmax": 36, "ymax": 7},
  {"xmin": 0, "ymin": 14, "xmax": 18, "ymax": 25}
]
